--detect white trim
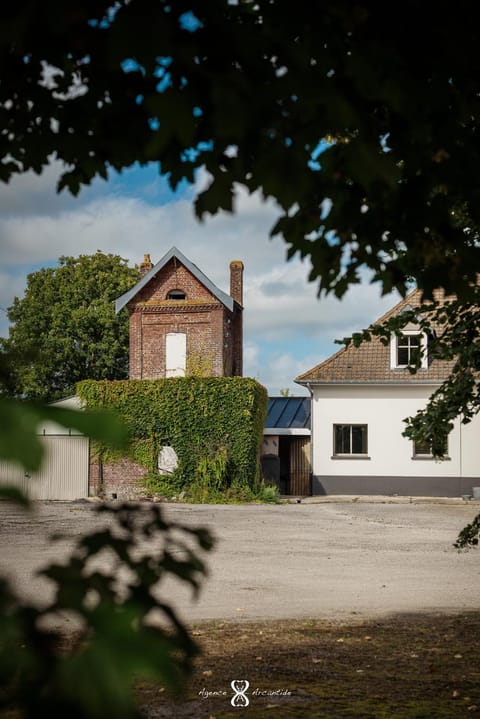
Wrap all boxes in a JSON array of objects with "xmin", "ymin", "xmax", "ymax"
[
  {"xmin": 263, "ymin": 428, "xmax": 311, "ymax": 436},
  {"xmin": 390, "ymin": 330, "xmax": 428, "ymax": 370},
  {"xmin": 296, "ymin": 378, "xmax": 442, "ymax": 387}
]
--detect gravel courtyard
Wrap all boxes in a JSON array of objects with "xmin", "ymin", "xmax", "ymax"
[{"xmin": 1, "ymin": 499, "xmax": 479, "ymax": 623}]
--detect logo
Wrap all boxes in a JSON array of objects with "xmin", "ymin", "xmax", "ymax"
[
  {"xmin": 198, "ymin": 680, "xmax": 292, "ymax": 706},
  {"xmin": 230, "ymin": 680, "xmax": 250, "ymax": 707}
]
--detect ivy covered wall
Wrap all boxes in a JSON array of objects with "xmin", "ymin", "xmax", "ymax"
[{"xmin": 77, "ymin": 378, "xmax": 267, "ymax": 491}]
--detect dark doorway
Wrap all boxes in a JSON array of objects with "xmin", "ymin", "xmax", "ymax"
[
  {"xmin": 278, "ymin": 437, "xmax": 290, "ymax": 494},
  {"xmin": 278, "ymin": 436, "xmax": 311, "ymax": 496}
]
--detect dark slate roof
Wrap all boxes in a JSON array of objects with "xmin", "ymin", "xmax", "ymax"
[
  {"xmin": 265, "ymin": 397, "xmax": 311, "ymax": 430},
  {"xmin": 115, "ymin": 246, "xmax": 234, "ymax": 313}
]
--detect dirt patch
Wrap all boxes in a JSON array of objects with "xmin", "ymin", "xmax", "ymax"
[{"xmin": 138, "ymin": 612, "xmax": 480, "ymax": 718}]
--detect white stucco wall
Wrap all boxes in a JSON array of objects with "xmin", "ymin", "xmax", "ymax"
[{"xmin": 310, "ymin": 384, "xmax": 480, "ymax": 479}]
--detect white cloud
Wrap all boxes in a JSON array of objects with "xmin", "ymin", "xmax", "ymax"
[
  {"xmin": 0, "ymin": 166, "xmax": 402, "ymax": 391},
  {"xmin": 244, "ymin": 346, "xmax": 322, "ymax": 395}
]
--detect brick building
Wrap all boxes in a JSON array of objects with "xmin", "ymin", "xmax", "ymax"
[{"xmin": 115, "ymin": 247, "xmax": 244, "ymax": 379}]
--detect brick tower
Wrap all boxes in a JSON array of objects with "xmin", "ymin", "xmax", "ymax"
[{"xmin": 115, "ymin": 247, "xmax": 243, "ymax": 379}]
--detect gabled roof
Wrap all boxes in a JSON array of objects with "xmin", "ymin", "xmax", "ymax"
[
  {"xmin": 264, "ymin": 396, "xmax": 311, "ymax": 435},
  {"xmin": 295, "ymin": 289, "xmax": 455, "ymax": 385},
  {"xmin": 115, "ymin": 246, "xmax": 234, "ymax": 313}
]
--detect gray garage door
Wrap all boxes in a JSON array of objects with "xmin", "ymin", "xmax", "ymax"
[{"xmin": 0, "ymin": 436, "xmax": 89, "ymax": 500}]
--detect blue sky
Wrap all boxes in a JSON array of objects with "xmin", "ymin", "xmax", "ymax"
[{"xmin": 0, "ymin": 161, "xmax": 400, "ymax": 394}]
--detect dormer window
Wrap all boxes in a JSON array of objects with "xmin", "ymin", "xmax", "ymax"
[
  {"xmin": 390, "ymin": 330, "xmax": 428, "ymax": 369},
  {"xmin": 397, "ymin": 333, "xmax": 421, "ymax": 366},
  {"xmin": 167, "ymin": 290, "xmax": 186, "ymax": 300}
]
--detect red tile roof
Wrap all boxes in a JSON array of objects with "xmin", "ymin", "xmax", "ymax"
[{"xmin": 296, "ymin": 289, "xmax": 456, "ymax": 384}]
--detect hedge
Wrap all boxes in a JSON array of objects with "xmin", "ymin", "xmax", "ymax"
[{"xmin": 77, "ymin": 377, "xmax": 268, "ymax": 491}]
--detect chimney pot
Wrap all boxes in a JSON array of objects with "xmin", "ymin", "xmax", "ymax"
[{"xmin": 139, "ymin": 253, "xmax": 153, "ymax": 277}]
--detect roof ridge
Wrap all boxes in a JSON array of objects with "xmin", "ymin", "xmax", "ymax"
[
  {"xmin": 369, "ymin": 287, "xmax": 422, "ymax": 327},
  {"xmin": 115, "ymin": 247, "xmax": 235, "ymax": 313}
]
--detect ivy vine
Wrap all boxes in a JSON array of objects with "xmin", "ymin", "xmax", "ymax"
[{"xmin": 77, "ymin": 377, "xmax": 267, "ymax": 492}]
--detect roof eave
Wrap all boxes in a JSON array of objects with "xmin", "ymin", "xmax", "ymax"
[
  {"xmin": 295, "ymin": 378, "xmax": 444, "ymax": 386},
  {"xmin": 263, "ymin": 428, "xmax": 311, "ymax": 436}
]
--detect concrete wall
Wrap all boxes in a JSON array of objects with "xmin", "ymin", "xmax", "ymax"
[{"xmin": 311, "ymin": 384, "xmax": 480, "ymax": 497}]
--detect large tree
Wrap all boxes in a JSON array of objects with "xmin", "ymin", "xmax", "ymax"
[
  {"xmin": 1, "ymin": 1, "xmax": 480, "ymax": 298},
  {"xmin": 2, "ymin": 1, "xmax": 480, "ymax": 449},
  {"xmin": 1, "ymin": 252, "xmax": 138, "ymax": 401}
]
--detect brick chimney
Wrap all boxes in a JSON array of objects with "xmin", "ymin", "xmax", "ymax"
[
  {"xmin": 230, "ymin": 260, "xmax": 244, "ymax": 306},
  {"xmin": 139, "ymin": 253, "xmax": 153, "ymax": 277}
]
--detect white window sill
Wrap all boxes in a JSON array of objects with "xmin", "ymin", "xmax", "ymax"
[
  {"xmin": 331, "ymin": 455, "xmax": 371, "ymax": 460},
  {"xmin": 392, "ymin": 366, "xmax": 428, "ymax": 371},
  {"xmin": 412, "ymin": 456, "xmax": 451, "ymax": 461}
]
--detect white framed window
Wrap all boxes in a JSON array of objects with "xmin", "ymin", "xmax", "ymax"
[
  {"xmin": 333, "ymin": 424, "xmax": 368, "ymax": 456},
  {"xmin": 166, "ymin": 332, "xmax": 186, "ymax": 377},
  {"xmin": 413, "ymin": 438, "xmax": 448, "ymax": 459},
  {"xmin": 390, "ymin": 331, "xmax": 428, "ymax": 369}
]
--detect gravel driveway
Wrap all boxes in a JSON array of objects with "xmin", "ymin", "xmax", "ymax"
[{"xmin": 1, "ymin": 499, "xmax": 479, "ymax": 623}]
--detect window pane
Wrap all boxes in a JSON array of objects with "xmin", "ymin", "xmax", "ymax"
[
  {"xmin": 335, "ymin": 425, "xmax": 350, "ymax": 454},
  {"xmin": 414, "ymin": 438, "xmax": 447, "ymax": 456},
  {"xmin": 167, "ymin": 290, "xmax": 186, "ymax": 300},
  {"xmin": 414, "ymin": 440, "xmax": 431, "ymax": 456},
  {"xmin": 397, "ymin": 347, "xmax": 409, "ymax": 365},
  {"xmin": 351, "ymin": 425, "xmax": 367, "ymax": 454},
  {"xmin": 334, "ymin": 424, "xmax": 367, "ymax": 455},
  {"xmin": 397, "ymin": 333, "xmax": 421, "ymax": 366}
]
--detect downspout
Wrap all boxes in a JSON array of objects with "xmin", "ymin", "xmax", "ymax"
[
  {"xmin": 307, "ymin": 382, "xmax": 314, "ymax": 496},
  {"xmin": 459, "ymin": 419, "xmax": 463, "ymax": 491},
  {"xmin": 98, "ymin": 447, "xmax": 104, "ymax": 499}
]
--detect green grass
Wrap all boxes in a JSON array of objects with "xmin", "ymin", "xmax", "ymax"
[{"xmin": 136, "ymin": 613, "xmax": 480, "ymax": 718}]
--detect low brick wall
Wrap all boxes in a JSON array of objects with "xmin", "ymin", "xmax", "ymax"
[{"xmin": 89, "ymin": 456, "xmax": 149, "ymax": 500}]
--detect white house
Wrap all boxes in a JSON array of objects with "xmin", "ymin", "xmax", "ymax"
[{"xmin": 295, "ymin": 290, "xmax": 480, "ymax": 497}]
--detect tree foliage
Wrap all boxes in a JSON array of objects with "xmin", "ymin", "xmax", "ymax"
[
  {"xmin": 2, "ymin": 1, "xmax": 480, "ymax": 301},
  {"xmin": 1, "ymin": 252, "xmax": 138, "ymax": 401},
  {"xmin": 3, "ymin": 1, "xmax": 480, "ymax": 446},
  {"xmin": 0, "ymin": 502, "xmax": 214, "ymax": 718}
]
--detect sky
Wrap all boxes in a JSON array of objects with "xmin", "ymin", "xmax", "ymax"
[{"xmin": 0, "ymin": 161, "xmax": 401, "ymax": 395}]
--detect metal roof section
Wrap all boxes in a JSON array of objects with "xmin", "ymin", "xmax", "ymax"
[
  {"xmin": 264, "ymin": 397, "xmax": 311, "ymax": 435},
  {"xmin": 115, "ymin": 246, "xmax": 234, "ymax": 313}
]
